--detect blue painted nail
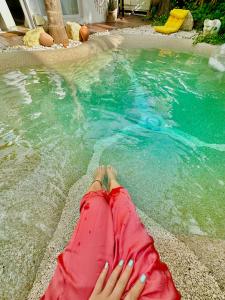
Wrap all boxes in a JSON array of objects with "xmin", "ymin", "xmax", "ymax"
[
  {"xmin": 128, "ymin": 259, "xmax": 134, "ymax": 267},
  {"xmin": 119, "ymin": 259, "xmax": 124, "ymax": 267},
  {"xmin": 140, "ymin": 274, "xmax": 146, "ymax": 283},
  {"xmin": 104, "ymin": 262, "xmax": 109, "ymax": 269}
]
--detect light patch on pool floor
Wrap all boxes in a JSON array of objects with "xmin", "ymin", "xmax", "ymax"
[{"xmin": 4, "ymin": 71, "xmax": 33, "ymax": 104}]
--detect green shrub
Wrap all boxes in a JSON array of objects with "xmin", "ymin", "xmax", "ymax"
[
  {"xmin": 194, "ymin": 32, "xmax": 225, "ymax": 45},
  {"xmin": 186, "ymin": 1, "xmax": 225, "ymax": 44},
  {"xmin": 184, "ymin": 1, "xmax": 225, "ymax": 34},
  {"xmin": 152, "ymin": 14, "xmax": 168, "ymax": 26},
  {"xmin": 148, "ymin": 0, "xmax": 225, "ymax": 44}
]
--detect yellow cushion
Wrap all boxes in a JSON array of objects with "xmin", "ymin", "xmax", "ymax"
[
  {"xmin": 154, "ymin": 9, "xmax": 189, "ymax": 34},
  {"xmin": 170, "ymin": 9, "xmax": 189, "ymax": 19},
  {"xmin": 154, "ymin": 25, "xmax": 180, "ymax": 34}
]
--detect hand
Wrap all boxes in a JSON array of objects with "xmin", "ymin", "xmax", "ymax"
[{"xmin": 89, "ymin": 259, "xmax": 146, "ymax": 300}]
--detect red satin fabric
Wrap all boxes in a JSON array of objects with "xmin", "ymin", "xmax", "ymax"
[{"xmin": 41, "ymin": 187, "xmax": 181, "ymax": 300}]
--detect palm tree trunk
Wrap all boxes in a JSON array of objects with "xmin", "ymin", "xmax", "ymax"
[{"xmin": 44, "ymin": 0, "xmax": 69, "ymax": 45}]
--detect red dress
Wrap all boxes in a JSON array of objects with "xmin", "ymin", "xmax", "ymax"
[{"xmin": 41, "ymin": 187, "xmax": 181, "ymax": 300}]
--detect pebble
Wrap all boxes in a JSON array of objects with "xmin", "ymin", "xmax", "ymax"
[
  {"xmin": 90, "ymin": 25, "xmax": 198, "ymax": 40},
  {"xmin": 0, "ymin": 39, "xmax": 82, "ymax": 53}
]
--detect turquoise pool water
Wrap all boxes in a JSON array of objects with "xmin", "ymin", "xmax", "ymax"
[{"xmin": 0, "ymin": 48, "xmax": 225, "ymax": 299}]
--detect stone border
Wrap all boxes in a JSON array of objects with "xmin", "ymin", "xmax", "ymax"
[{"xmin": 0, "ymin": 34, "xmax": 220, "ymax": 72}]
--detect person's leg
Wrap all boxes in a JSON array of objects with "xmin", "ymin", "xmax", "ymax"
[
  {"xmin": 86, "ymin": 165, "xmax": 105, "ymax": 193},
  {"xmin": 41, "ymin": 166, "xmax": 114, "ymax": 300},
  {"xmin": 107, "ymin": 165, "xmax": 120, "ymax": 192},
  {"xmin": 107, "ymin": 166, "xmax": 181, "ymax": 300}
]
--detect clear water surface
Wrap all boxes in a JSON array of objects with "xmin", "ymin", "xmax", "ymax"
[{"xmin": 0, "ymin": 48, "xmax": 225, "ymax": 299}]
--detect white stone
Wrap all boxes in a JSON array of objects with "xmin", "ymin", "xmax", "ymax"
[
  {"xmin": 209, "ymin": 44, "xmax": 225, "ymax": 72},
  {"xmin": 203, "ymin": 19, "xmax": 221, "ymax": 35},
  {"xmin": 23, "ymin": 27, "xmax": 45, "ymax": 47},
  {"xmin": 65, "ymin": 22, "xmax": 81, "ymax": 41}
]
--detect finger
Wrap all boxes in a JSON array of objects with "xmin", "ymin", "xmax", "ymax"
[
  {"xmin": 103, "ymin": 259, "xmax": 124, "ymax": 295},
  {"xmin": 112, "ymin": 259, "xmax": 134, "ymax": 299},
  {"xmin": 91, "ymin": 262, "xmax": 109, "ymax": 295},
  {"xmin": 124, "ymin": 274, "xmax": 147, "ymax": 300}
]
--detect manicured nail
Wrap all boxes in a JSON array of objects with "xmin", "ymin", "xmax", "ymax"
[
  {"xmin": 119, "ymin": 259, "xmax": 124, "ymax": 267},
  {"xmin": 128, "ymin": 259, "xmax": 134, "ymax": 267},
  {"xmin": 104, "ymin": 262, "xmax": 109, "ymax": 269},
  {"xmin": 140, "ymin": 274, "xmax": 146, "ymax": 283}
]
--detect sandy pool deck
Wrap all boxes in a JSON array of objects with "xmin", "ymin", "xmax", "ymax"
[{"xmin": 27, "ymin": 168, "xmax": 225, "ymax": 300}]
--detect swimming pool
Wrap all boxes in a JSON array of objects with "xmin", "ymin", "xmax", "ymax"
[{"xmin": 0, "ymin": 48, "xmax": 225, "ymax": 299}]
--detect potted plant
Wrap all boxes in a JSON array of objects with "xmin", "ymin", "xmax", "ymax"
[{"xmin": 107, "ymin": 0, "xmax": 118, "ymax": 22}]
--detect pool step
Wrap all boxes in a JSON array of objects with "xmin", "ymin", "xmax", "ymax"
[
  {"xmin": 28, "ymin": 172, "xmax": 225, "ymax": 300},
  {"xmin": 138, "ymin": 209, "xmax": 225, "ymax": 300}
]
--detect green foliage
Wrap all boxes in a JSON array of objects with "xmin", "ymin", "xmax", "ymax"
[
  {"xmin": 185, "ymin": 1, "xmax": 225, "ymax": 44},
  {"xmin": 151, "ymin": 14, "xmax": 168, "ymax": 26},
  {"xmin": 194, "ymin": 32, "xmax": 225, "ymax": 45},
  {"xmin": 148, "ymin": 0, "xmax": 225, "ymax": 44},
  {"xmin": 186, "ymin": 2, "xmax": 225, "ymax": 30},
  {"xmin": 108, "ymin": 0, "xmax": 118, "ymax": 11}
]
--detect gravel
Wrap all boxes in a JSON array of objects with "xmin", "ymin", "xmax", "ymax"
[
  {"xmin": 0, "ymin": 39, "xmax": 82, "ymax": 53},
  {"xmin": 90, "ymin": 25, "xmax": 198, "ymax": 40}
]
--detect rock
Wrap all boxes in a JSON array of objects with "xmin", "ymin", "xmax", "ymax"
[
  {"xmin": 79, "ymin": 25, "xmax": 89, "ymax": 42},
  {"xmin": 203, "ymin": 19, "xmax": 221, "ymax": 35},
  {"xmin": 65, "ymin": 22, "xmax": 81, "ymax": 41},
  {"xmin": 39, "ymin": 32, "xmax": 54, "ymax": 47},
  {"xmin": 23, "ymin": 27, "xmax": 44, "ymax": 47},
  {"xmin": 181, "ymin": 12, "xmax": 193, "ymax": 31},
  {"xmin": 209, "ymin": 44, "xmax": 225, "ymax": 72}
]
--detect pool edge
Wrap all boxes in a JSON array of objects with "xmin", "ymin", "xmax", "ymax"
[{"xmin": 0, "ymin": 34, "xmax": 219, "ymax": 72}]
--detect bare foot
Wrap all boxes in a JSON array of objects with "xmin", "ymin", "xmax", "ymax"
[
  {"xmin": 86, "ymin": 165, "xmax": 106, "ymax": 193},
  {"xmin": 94, "ymin": 165, "xmax": 106, "ymax": 183},
  {"xmin": 107, "ymin": 165, "xmax": 120, "ymax": 192},
  {"xmin": 107, "ymin": 165, "xmax": 117, "ymax": 181}
]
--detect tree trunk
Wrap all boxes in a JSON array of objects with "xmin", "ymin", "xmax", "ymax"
[
  {"xmin": 148, "ymin": 0, "xmax": 160, "ymax": 17},
  {"xmin": 44, "ymin": 0, "xmax": 69, "ymax": 45},
  {"xmin": 157, "ymin": 0, "xmax": 171, "ymax": 16}
]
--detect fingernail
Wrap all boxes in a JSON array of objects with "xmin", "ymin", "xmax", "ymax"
[
  {"xmin": 140, "ymin": 274, "xmax": 146, "ymax": 283},
  {"xmin": 119, "ymin": 259, "xmax": 124, "ymax": 267},
  {"xmin": 104, "ymin": 262, "xmax": 109, "ymax": 269},
  {"xmin": 128, "ymin": 259, "xmax": 134, "ymax": 267}
]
